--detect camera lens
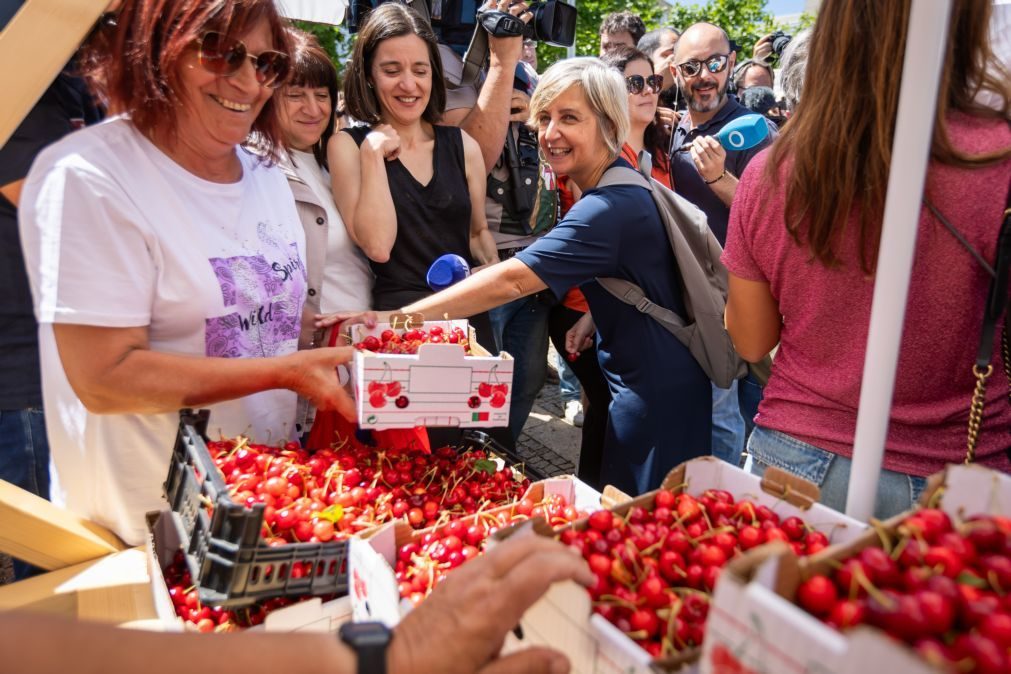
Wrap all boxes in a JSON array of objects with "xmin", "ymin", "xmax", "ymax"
[{"xmin": 771, "ymin": 32, "xmax": 792, "ymax": 57}]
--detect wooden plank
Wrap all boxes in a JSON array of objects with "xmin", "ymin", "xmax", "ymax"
[
  {"xmin": 0, "ymin": 480, "xmax": 125, "ymax": 570},
  {"xmin": 0, "ymin": 547, "xmax": 156, "ymax": 624},
  {"xmin": 0, "ymin": 0, "xmax": 107, "ymax": 147}
]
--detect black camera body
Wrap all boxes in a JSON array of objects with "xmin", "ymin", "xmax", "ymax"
[
  {"xmin": 348, "ymin": 0, "xmax": 575, "ymax": 48},
  {"xmin": 478, "ymin": 1, "xmax": 576, "ymax": 46},
  {"xmin": 768, "ymin": 30, "xmax": 793, "ymax": 59}
]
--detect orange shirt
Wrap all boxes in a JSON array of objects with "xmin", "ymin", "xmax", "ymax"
[{"xmin": 620, "ymin": 143, "xmax": 673, "ymax": 190}]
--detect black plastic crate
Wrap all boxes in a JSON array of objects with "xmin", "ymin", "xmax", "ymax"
[
  {"xmin": 164, "ymin": 409, "xmax": 349, "ymax": 607},
  {"xmin": 164, "ymin": 411, "xmax": 542, "ymax": 607}
]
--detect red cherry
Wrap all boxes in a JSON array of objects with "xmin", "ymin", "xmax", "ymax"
[
  {"xmin": 565, "ymin": 352, "xmax": 578, "ymax": 362},
  {"xmin": 588, "ymin": 510, "xmax": 613, "ymax": 533},
  {"xmin": 467, "ymin": 396, "xmax": 481, "ymax": 409},
  {"xmin": 368, "ymin": 381, "xmax": 388, "ymax": 396},
  {"xmin": 395, "ymin": 395, "xmax": 409, "ymax": 408},
  {"xmin": 827, "ymin": 599, "xmax": 866, "ymax": 629},
  {"xmin": 490, "ymin": 391, "xmax": 507, "ymax": 408},
  {"xmin": 477, "ymin": 382, "xmax": 492, "ymax": 398},
  {"xmin": 385, "ymin": 381, "xmax": 402, "ymax": 397},
  {"xmin": 797, "ymin": 575, "xmax": 838, "ymax": 617},
  {"xmin": 369, "ymin": 391, "xmax": 387, "ymax": 408},
  {"xmin": 629, "ymin": 609, "xmax": 660, "ymax": 637}
]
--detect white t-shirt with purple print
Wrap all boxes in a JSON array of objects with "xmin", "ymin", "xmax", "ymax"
[{"xmin": 20, "ymin": 117, "xmax": 307, "ymax": 545}]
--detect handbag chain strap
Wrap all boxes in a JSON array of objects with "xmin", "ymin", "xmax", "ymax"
[{"xmin": 925, "ymin": 197, "xmax": 1011, "ymax": 464}]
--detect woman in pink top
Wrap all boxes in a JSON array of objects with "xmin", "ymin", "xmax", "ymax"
[{"xmin": 723, "ymin": 0, "xmax": 1011, "ymax": 519}]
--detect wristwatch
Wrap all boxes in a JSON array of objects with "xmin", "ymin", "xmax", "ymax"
[{"xmin": 339, "ymin": 621, "xmax": 393, "ymax": 674}]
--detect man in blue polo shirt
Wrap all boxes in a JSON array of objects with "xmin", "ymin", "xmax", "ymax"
[{"xmin": 668, "ymin": 22, "xmax": 776, "ymax": 468}]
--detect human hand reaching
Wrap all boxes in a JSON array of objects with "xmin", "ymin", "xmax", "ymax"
[
  {"xmin": 281, "ymin": 347, "xmax": 357, "ymax": 419},
  {"xmin": 565, "ymin": 312, "xmax": 595, "ymax": 357},
  {"xmin": 390, "ymin": 535, "xmax": 593, "ymax": 674}
]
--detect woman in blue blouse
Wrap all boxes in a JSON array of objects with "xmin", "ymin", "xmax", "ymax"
[{"xmin": 381, "ymin": 58, "xmax": 712, "ymax": 495}]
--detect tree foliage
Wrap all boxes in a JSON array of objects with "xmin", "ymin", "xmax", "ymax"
[
  {"xmin": 291, "ymin": 20, "xmax": 355, "ymax": 80},
  {"xmin": 536, "ymin": 0, "xmax": 802, "ymax": 71}
]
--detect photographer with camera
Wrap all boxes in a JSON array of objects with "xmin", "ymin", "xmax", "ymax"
[{"xmin": 438, "ymin": 0, "xmax": 535, "ymax": 173}]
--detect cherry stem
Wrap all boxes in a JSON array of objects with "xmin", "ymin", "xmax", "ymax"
[
  {"xmin": 853, "ymin": 566, "xmax": 893, "ymax": 608},
  {"xmin": 868, "ymin": 518, "xmax": 894, "ymax": 555}
]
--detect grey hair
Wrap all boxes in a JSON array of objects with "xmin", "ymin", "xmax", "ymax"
[
  {"xmin": 527, "ymin": 57, "xmax": 630, "ymax": 159},
  {"xmin": 780, "ymin": 28, "xmax": 813, "ymax": 111}
]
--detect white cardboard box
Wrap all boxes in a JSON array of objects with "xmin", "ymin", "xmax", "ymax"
[
  {"xmin": 146, "ymin": 511, "xmax": 352, "ymax": 633},
  {"xmin": 510, "ymin": 457, "xmax": 869, "ymax": 674},
  {"xmin": 350, "ymin": 319, "xmax": 514, "ymax": 430},
  {"xmin": 700, "ymin": 463, "xmax": 1011, "ymax": 674},
  {"xmin": 346, "ymin": 476, "xmax": 603, "ymax": 627}
]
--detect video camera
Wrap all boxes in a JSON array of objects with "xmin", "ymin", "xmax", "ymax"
[{"xmin": 347, "ymin": 0, "xmax": 576, "ymax": 49}]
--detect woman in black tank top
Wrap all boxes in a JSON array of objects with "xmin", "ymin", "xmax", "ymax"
[{"xmin": 328, "ymin": 4, "xmax": 499, "ymax": 318}]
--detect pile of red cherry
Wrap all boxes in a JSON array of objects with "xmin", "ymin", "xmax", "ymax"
[
  {"xmin": 162, "ymin": 550, "xmax": 314, "ymax": 632},
  {"xmin": 395, "ymin": 493, "xmax": 585, "ymax": 605},
  {"xmin": 559, "ymin": 489, "xmax": 831, "ymax": 658},
  {"xmin": 354, "ymin": 325, "xmax": 472, "ymax": 355},
  {"xmin": 208, "ymin": 438, "xmax": 530, "ymax": 546},
  {"xmin": 795, "ymin": 509, "xmax": 1011, "ymax": 673}
]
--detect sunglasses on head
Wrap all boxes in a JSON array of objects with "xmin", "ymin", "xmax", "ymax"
[
  {"xmin": 626, "ymin": 74, "xmax": 663, "ymax": 95},
  {"xmin": 196, "ymin": 31, "xmax": 290, "ymax": 89},
  {"xmin": 675, "ymin": 54, "xmax": 730, "ymax": 79}
]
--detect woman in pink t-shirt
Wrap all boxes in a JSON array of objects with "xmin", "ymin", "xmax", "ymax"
[{"xmin": 722, "ymin": 0, "xmax": 1011, "ymax": 519}]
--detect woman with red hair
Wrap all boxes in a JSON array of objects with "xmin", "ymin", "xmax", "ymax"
[{"xmin": 18, "ymin": 0, "xmax": 365, "ymax": 545}]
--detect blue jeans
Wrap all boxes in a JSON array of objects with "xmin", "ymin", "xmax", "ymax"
[
  {"xmin": 557, "ymin": 352, "xmax": 581, "ymax": 403},
  {"xmin": 0, "ymin": 408, "xmax": 52, "ymax": 580},
  {"xmin": 711, "ymin": 381, "xmax": 745, "ymax": 466},
  {"xmin": 738, "ymin": 372, "xmax": 764, "ymax": 442},
  {"xmin": 488, "ymin": 293, "xmax": 552, "ymax": 441},
  {"xmin": 747, "ymin": 426, "xmax": 927, "ymax": 520}
]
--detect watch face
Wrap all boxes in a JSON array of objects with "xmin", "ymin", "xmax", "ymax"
[{"xmin": 341, "ymin": 621, "xmax": 392, "ymax": 648}]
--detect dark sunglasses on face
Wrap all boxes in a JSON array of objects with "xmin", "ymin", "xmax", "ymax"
[
  {"xmin": 675, "ymin": 54, "xmax": 730, "ymax": 79},
  {"xmin": 196, "ymin": 31, "xmax": 290, "ymax": 88},
  {"xmin": 626, "ymin": 74, "xmax": 664, "ymax": 95}
]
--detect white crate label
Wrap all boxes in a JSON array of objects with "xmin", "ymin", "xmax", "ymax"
[{"xmin": 409, "ymin": 365, "xmax": 472, "ymax": 393}]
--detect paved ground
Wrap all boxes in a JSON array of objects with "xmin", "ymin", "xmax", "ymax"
[{"xmin": 510, "ymin": 344, "xmax": 582, "ymax": 479}]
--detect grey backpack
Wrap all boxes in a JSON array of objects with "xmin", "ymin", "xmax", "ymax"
[{"xmin": 596, "ymin": 165, "xmax": 749, "ymax": 388}]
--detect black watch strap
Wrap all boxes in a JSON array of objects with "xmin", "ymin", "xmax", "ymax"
[{"xmin": 339, "ymin": 621, "xmax": 392, "ymax": 674}]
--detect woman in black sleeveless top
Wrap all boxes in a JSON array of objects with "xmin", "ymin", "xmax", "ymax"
[{"xmin": 328, "ymin": 4, "xmax": 498, "ymax": 320}]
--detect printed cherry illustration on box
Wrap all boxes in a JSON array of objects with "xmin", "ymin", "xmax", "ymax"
[
  {"xmin": 476, "ymin": 364, "xmax": 508, "ymax": 408},
  {"xmin": 368, "ymin": 363, "xmax": 406, "ymax": 408}
]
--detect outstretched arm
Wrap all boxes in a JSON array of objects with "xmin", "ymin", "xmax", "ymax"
[{"xmin": 52, "ymin": 324, "xmax": 357, "ymax": 418}]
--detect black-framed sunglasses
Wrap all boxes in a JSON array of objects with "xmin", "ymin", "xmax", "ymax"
[
  {"xmin": 196, "ymin": 31, "xmax": 290, "ymax": 89},
  {"xmin": 675, "ymin": 54, "xmax": 730, "ymax": 79},
  {"xmin": 626, "ymin": 74, "xmax": 664, "ymax": 95}
]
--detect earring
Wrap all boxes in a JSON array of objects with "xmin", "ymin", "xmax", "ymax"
[{"xmin": 367, "ymin": 81, "xmax": 373, "ymax": 89}]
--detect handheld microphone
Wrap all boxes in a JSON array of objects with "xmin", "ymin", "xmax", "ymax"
[
  {"xmin": 678, "ymin": 114, "xmax": 769, "ymax": 152},
  {"xmin": 427, "ymin": 254, "xmax": 471, "ymax": 292}
]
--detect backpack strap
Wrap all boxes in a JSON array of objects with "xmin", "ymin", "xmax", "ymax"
[
  {"xmin": 596, "ymin": 277, "xmax": 687, "ymax": 331},
  {"xmin": 596, "ymin": 165, "xmax": 652, "ymax": 191},
  {"xmin": 595, "ymin": 167, "xmax": 684, "ymax": 324}
]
